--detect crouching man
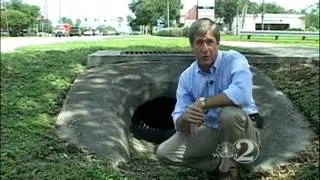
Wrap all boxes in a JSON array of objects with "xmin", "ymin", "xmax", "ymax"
[{"xmin": 156, "ymin": 18, "xmax": 261, "ymax": 180}]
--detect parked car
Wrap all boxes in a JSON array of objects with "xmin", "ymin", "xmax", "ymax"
[
  {"xmin": 70, "ymin": 26, "xmax": 81, "ymax": 36},
  {"xmin": 92, "ymin": 29, "xmax": 102, "ymax": 36},
  {"xmin": 54, "ymin": 24, "xmax": 71, "ymax": 37},
  {"xmin": 83, "ymin": 30, "xmax": 93, "ymax": 36}
]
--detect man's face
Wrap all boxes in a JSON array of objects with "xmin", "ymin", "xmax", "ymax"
[{"xmin": 192, "ymin": 31, "xmax": 220, "ymax": 68}]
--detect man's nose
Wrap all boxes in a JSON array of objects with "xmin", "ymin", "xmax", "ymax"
[{"xmin": 201, "ymin": 42, "xmax": 209, "ymax": 52}]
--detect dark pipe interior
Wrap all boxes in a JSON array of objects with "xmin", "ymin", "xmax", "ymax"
[
  {"xmin": 130, "ymin": 96, "xmax": 176, "ymax": 143},
  {"xmin": 131, "ymin": 96, "xmax": 176, "ymax": 129}
]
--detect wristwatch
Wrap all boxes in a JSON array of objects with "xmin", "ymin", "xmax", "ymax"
[{"xmin": 199, "ymin": 97, "xmax": 206, "ymax": 108}]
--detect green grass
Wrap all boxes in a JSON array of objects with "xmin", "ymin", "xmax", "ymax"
[
  {"xmin": 16, "ymin": 36, "xmax": 254, "ymax": 53},
  {"xmin": 1, "ymin": 37, "xmax": 319, "ymax": 179},
  {"xmin": 255, "ymin": 63, "xmax": 319, "ymax": 133},
  {"xmin": 254, "ymin": 63, "xmax": 319, "ymax": 179},
  {"xmin": 221, "ymin": 34, "xmax": 319, "ymax": 47}
]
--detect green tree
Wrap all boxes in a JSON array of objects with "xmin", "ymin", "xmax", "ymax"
[
  {"xmin": 129, "ymin": 0, "xmax": 181, "ymax": 27},
  {"xmin": 96, "ymin": 25, "xmax": 116, "ymax": 33},
  {"xmin": 5, "ymin": 0, "xmax": 40, "ymax": 27},
  {"xmin": 303, "ymin": 2, "xmax": 319, "ymax": 31},
  {"xmin": 263, "ymin": 2, "xmax": 286, "ymax": 13},
  {"xmin": 59, "ymin": 17, "xmax": 73, "ymax": 25},
  {"xmin": 0, "ymin": 9, "xmax": 30, "ymax": 35},
  {"xmin": 247, "ymin": 1, "xmax": 260, "ymax": 14},
  {"xmin": 75, "ymin": 19, "xmax": 81, "ymax": 26},
  {"xmin": 38, "ymin": 19, "xmax": 53, "ymax": 33},
  {"xmin": 215, "ymin": 0, "xmax": 240, "ymax": 30},
  {"xmin": 286, "ymin": 9, "xmax": 300, "ymax": 14}
]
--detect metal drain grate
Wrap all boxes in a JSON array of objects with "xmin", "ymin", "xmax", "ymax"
[{"xmin": 120, "ymin": 51, "xmax": 191, "ymax": 55}]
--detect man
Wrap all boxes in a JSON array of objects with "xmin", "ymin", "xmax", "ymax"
[{"xmin": 156, "ymin": 18, "xmax": 261, "ymax": 179}]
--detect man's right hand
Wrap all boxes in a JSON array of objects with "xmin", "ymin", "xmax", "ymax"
[
  {"xmin": 181, "ymin": 103, "xmax": 205, "ymax": 136},
  {"xmin": 183, "ymin": 103, "xmax": 205, "ymax": 124}
]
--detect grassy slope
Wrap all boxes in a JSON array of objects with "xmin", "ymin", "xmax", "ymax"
[
  {"xmin": 253, "ymin": 63, "xmax": 319, "ymax": 179},
  {"xmin": 1, "ymin": 37, "xmax": 319, "ymax": 179},
  {"xmin": 222, "ymin": 35, "xmax": 319, "ymax": 47}
]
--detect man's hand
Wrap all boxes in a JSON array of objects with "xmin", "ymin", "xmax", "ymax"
[{"xmin": 184, "ymin": 100, "xmax": 205, "ymax": 136}]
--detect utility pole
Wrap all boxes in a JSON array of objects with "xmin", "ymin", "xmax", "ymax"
[
  {"xmin": 59, "ymin": 0, "xmax": 61, "ymax": 23},
  {"xmin": 261, "ymin": 0, "xmax": 265, "ymax": 30},
  {"xmin": 45, "ymin": 0, "xmax": 48, "ymax": 35},
  {"xmin": 236, "ymin": 7, "xmax": 239, "ymax": 35},
  {"xmin": 1, "ymin": 0, "xmax": 9, "ymax": 32},
  {"xmin": 167, "ymin": 0, "xmax": 170, "ymax": 27},
  {"xmin": 5, "ymin": 4, "xmax": 9, "ymax": 32},
  {"xmin": 42, "ymin": 0, "xmax": 45, "ymax": 35},
  {"xmin": 196, "ymin": 0, "xmax": 199, "ymax": 20}
]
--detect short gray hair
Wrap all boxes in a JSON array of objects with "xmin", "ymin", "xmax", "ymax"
[{"xmin": 188, "ymin": 18, "xmax": 220, "ymax": 46}]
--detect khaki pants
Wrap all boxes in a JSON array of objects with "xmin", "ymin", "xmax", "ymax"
[{"xmin": 156, "ymin": 107, "xmax": 260, "ymax": 172}]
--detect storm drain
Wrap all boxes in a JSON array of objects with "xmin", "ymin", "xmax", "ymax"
[
  {"xmin": 130, "ymin": 96, "xmax": 176, "ymax": 144},
  {"xmin": 88, "ymin": 50, "xmax": 317, "ymax": 68},
  {"xmin": 120, "ymin": 51, "xmax": 191, "ymax": 55}
]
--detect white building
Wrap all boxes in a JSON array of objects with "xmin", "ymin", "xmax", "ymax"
[
  {"xmin": 180, "ymin": 0, "xmax": 216, "ymax": 26},
  {"xmin": 80, "ymin": 16, "xmax": 130, "ymax": 33},
  {"xmin": 232, "ymin": 13, "xmax": 305, "ymax": 34},
  {"xmin": 197, "ymin": 0, "xmax": 215, "ymax": 21}
]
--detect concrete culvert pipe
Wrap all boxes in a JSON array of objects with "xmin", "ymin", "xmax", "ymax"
[
  {"xmin": 130, "ymin": 96, "xmax": 176, "ymax": 144},
  {"xmin": 57, "ymin": 51, "xmax": 315, "ymax": 170}
]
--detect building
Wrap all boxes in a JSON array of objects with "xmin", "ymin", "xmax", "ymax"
[
  {"xmin": 180, "ymin": 0, "xmax": 216, "ymax": 26},
  {"xmin": 197, "ymin": 0, "xmax": 215, "ymax": 21},
  {"xmin": 232, "ymin": 13, "xmax": 305, "ymax": 34},
  {"xmin": 80, "ymin": 16, "xmax": 130, "ymax": 33},
  {"xmin": 180, "ymin": 5, "xmax": 197, "ymax": 26}
]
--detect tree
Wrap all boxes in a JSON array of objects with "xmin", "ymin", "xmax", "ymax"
[
  {"xmin": 303, "ymin": 2, "xmax": 319, "ymax": 31},
  {"xmin": 263, "ymin": 2, "xmax": 286, "ymax": 13},
  {"xmin": 247, "ymin": 1, "xmax": 260, "ymax": 14},
  {"xmin": 0, "ymin": 9, "xmax": 30, "ymax": 35},
  {"xmin": 75, "ymin": 19, "xmax": 82, "ymax": 26},
  {"xmin": 286, "ymin": 9, "xmax": 300, "ymax": 14},
  {"xmin": 38, "ymin": 19, "xmax": 53, "ymax": 33},
  {"xmin": 5, "ymin": 0, "xmax": 40, "ymax": 27},
  {"xmin": 96, "ymin": 25, "xmax": 116, "ymax": 33},
  {"xmin": 215, "ymin": 0, "xmax": 239, "ymax": 30},
  {"xmin": 128, "ymin": 0, "xmax": 181, "ymax": 28},
  {"xmin": 59, "ymin": 17, "xmax": 73, "ymax": 25}
]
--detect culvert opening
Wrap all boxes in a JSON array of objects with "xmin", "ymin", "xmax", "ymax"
[{"xmin": 130, "ymin": 96, "xmax": 176, "ymax": 144}]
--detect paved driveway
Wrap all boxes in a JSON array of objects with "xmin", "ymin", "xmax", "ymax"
[{"xmin": 1, "ymin": 36, "xmax": 108, "ymax": 52}]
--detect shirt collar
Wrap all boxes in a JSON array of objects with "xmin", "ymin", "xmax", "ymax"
[{"xmin": 196, "ymin": 50, "xmax": 222, "ymax": 74}]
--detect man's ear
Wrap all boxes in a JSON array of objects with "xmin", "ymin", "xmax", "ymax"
[{"xmin": 216, "ymin": 41, "xmax": 220, "ymax": 46}]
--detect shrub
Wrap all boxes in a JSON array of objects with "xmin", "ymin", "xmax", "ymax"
[
  {"xmin": 156, "ymin": 27, "xmax": 189, "ymax": 37},
  {"xmin": 286, "ymin": 28, "xmax": 304, "ymax": 31}
]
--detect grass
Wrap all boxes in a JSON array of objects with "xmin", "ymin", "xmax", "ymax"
[
  {"xmin": 221, "ymin": 34, "xmax": 319, "ymax": 47},
  {"xmin": 254, "ymin": 62, "xmax": 319, "ymax": 179},
  {"xmin": 16, "ymin": 36, "xmax": 254, "ymax": 53},
  {"xmin": 254, "ymin": 62, "xmax": 319, "ymax": 133},
  {"xmin": 1, "ymin": 36, "xmax": 319, "ymax": 179}
]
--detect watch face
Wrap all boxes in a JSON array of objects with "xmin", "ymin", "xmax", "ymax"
[{"xmin": 199, "ymin": 97, "xmax": 205, "ymax": 107}]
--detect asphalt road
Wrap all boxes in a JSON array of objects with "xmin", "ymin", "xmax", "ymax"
[{"xmin": 0, "ymin": 36, "xmax": 108, "ymax": 52}]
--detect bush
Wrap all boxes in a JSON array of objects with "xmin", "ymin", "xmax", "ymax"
[
  {"xmin": 286, "ymin": 28, "xmax": 304, "ymax": 31},
  {"xmin": 1, "ymin": 31, "xmax": 10, "ymax": 37},
  {"xmin": 155, "ymin": 26, "xmax": 189, "ymax": 37}
]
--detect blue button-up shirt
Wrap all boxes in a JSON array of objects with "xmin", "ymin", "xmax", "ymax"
[{"xmin": 172, "ymin": 50, "xmax": 258, "ymax": 130}]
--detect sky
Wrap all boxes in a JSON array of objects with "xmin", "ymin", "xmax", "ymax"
[{"xmin": 23, "ymin": 0, "xmax": 318, "ymax": 24}]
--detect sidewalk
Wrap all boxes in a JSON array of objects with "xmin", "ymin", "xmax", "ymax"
[{"xmin": 221, "ymin": 41, "xmax": 319, "ymax": 58}]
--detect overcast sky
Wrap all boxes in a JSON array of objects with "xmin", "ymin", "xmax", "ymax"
[{"xmin": 24, "ymin": 0, "xmax": 318, "ymax": 23}]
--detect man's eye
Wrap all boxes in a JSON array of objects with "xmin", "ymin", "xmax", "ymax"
[
  {"xmin": 206, "ymin": 40, "xmax": 215, "ymax": 44},
  {"xmin": 196, "ymin": 40, "xmax": 203, "ymax": 45}
]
